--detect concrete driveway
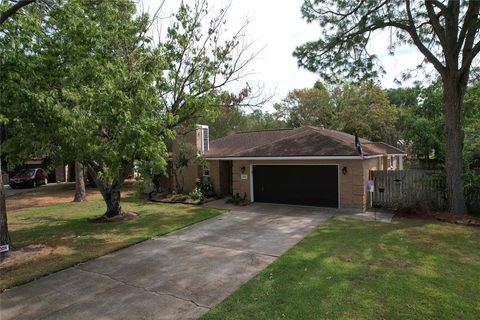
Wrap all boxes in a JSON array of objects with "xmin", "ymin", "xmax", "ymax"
[{"xmin": 0, "ymin": 201, "xmax": 332, "ymax": 320}]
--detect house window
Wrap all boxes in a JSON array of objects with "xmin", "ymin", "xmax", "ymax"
[
  {"xmin": 202, "ymin": 127, "xmax": 209, "ymax": 152},
  {"xmin": 387, "ymin": 156, "xmax": 392, "ymax": 168}
]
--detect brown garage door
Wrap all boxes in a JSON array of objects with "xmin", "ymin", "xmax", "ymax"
[{"xmin": 252, "ymin": 165, "xmax": 338, "ymax": 207}]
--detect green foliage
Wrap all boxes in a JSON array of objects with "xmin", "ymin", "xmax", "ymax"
[
  {"xmin": 271, "ymin": 81, "xmax": 397, "ymax": 143},
  {"xmin": 386, "ymin": 81, "xmax": 479, "ymax": 211},
  {"xmin": 196, "ymin": 177, "xmax": 215, "ymax": 198},
  {"xmin": 274, "ymin": 83, "xmax": 336, "ymax": 128},
  {"xmin": 463, "ymin": 83, "xmax": 480, "ymax": 210},
  {"xmin": 386, "ymin": 86, "xmax": 421, "ymax": 109},
  {"xmin": 333, "ymin": 82, "xmax": 398, "ymax": 143},
  {"xmin": 157, "ymin": 1, "xmax": 253, "ymax": 128},
  {"xmin": 2, "ymin": 0, "xmax": 171, "ymax": 184},
  {"xmin": 226, "ymin": 192, "xmax": 249, "ymax": 206},
  {"xmin": 388, "ymin": 82, "xmax": 445, "ymax": 164},
  {"xmin": 1, "ymin": 0, "xmax": 253, "ymax": 216},
  {"xmin": 173, "ymin": 143, "xmax": 200, "ymax": 172},
  {"xmin": 397, "ymin": 108, "xmax": 442, "ymax": 161},
  {"xmin": 242, "ymin": 110, "xmax": 285, "ymax": 132},
  {"xmin": 391, "ymin": 81, "xmax": 480, "ymax": 169},
  {"xmin": 172, "ymin": 142, "xmax": 205, "ymax": 193},
  {"xmin": 188, "ymin": 187, "xmax": 203, "ymax": 201},
  {"xmin": 205, "ymin": 107, "xmax": 286, "ymax": 139}
]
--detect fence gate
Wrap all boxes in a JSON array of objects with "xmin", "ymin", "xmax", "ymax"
[{"xmin": 370, "ymin": 170, "xmax": 446, "ymax": 209}]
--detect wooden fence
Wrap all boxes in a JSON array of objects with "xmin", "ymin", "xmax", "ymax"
[{"xmin": 370, "ymin": 170, "xmax": 446, "ymax": 209}]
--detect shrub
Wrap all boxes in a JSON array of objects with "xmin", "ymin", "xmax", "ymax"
[
  {"xmin": 226, "ymin": 192, "xmax": 249, "ymax": 206},
  {"xmin": 196, "ymin": 177, "xmax": 215, "ymax": 197},
  {"xmin": 133, "ymin": 180, "xmax": 146, "ymax": 201},
  {"xmin": 189, "ymin": 187, "xmax": 203, "ymax": 201}
]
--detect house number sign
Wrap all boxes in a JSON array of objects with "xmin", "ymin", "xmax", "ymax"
[{"xmin": 240, "ymin": 174, "xmax": 248, "ymax": 180}]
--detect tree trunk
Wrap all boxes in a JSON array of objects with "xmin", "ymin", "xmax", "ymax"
[
  {"xmin": 84, "ymin": 161, "xmax": 133, "ymax": 218},
  {"xmin": 103, "ymin": 187, "xmax": 122, "ymax": 217},
  {"xmin": 0, "ymin": 164, "xmax": 12, "ymax": 258},
  {"xmin": 73, "ymin": 162, "xmax": 86, "ymax": 202},
  {"xmin": 443, "ymin": 77, "xmax": 468, "ymax": 214}
]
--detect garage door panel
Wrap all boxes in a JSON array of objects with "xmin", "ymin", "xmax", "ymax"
[{"xmin": 252, "ymin": 165, "xmax": 338, "ymax": 207}]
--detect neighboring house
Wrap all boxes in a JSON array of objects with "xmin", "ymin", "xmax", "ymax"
[{"xmin": 163, "ymin": 125, "xmax": 406, "ymax": 211}]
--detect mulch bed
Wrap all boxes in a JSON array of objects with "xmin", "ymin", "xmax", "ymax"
[
  {"xmin": 395, "ymin": 210, "xmax": 480, "ymax": 227},
  {"xmin": 148, "ymin": 192, "xmax": 220, "ymax": 205},
  {"xmin": 148, "ymin": 193, "xmax": 201, "ymax": 204},
  {"xmin": 88, "ymin": 212, "xmax": 139, "ymax": 223}
]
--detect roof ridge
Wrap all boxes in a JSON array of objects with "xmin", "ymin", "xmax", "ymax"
[
  {"xmin": 235, "ymin": 128, "xmax": 293, "ymax": 134},
  {"xmin": 306, "ymin": 126, "xmax": 363, "ymax": 152},
  {"xmin": 231, "ymin": 127, "xmax": 310, "ymax": 156}
]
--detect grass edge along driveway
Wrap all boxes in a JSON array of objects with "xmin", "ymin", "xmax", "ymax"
[
  {"xmin": 203, "ymin": 217, "xmax": 480, "ymax": 320},
  {"xmin": 1, "ymin": 198, "xmax": 224, "ymax": 290}
]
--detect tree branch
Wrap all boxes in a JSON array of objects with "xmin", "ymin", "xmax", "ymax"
[
  {"xmin": 405, "ymin": 0, "xmax": 445, "ymax": 74},
  {"xmin": 457, "ymin": 1, "xmax": 480, "ymax": 56},
  {"xmin": 460, "ymin": 40, "xmax": 480, "ymax": 76},
  {"xmin": 430, "ymin": 0, "xmax": 448, "ymax": 13},
  {"xmin": 0, "ymin": 0, "xmax": 36, "ymax": 25},
  {"xmin": 425, "ymin": 0, "xmax": 447, "ymax": 46}
]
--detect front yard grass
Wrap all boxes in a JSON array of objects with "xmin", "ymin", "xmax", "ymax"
[
  {"xmin": 203, "ymin": 217, "xmax": 480, "ymax": 320},
  {"xmin": 1, "ymin": 197, "xmax": 224, "ymax": 290}
]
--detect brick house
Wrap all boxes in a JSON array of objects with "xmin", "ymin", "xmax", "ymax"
[{"xmin": 163, "ymin": 125, "xmax": 406, "ymax": 211}]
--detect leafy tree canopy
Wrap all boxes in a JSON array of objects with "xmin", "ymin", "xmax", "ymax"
[
  {"xmin": 1, "ymin": 0, "xmax": 255, "ymax": 217},
  {"xmin": 273, "ymin": 83, "xmax": 336, "ymax": 128}
]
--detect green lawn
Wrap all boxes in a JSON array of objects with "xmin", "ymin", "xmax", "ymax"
[
  {"xmin": 1, "ymin": 197, "xmax": 223, "ymax": 290},
  {"xmin": 203, "ymin": 218, "xmax": 480, "ymax": 320}
]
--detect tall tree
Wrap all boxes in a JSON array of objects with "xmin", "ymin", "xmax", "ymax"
[
  {"xmin": 386, "ymin": 86, "xmax": 421, "ymax": 109},
  {"xmin": 274, "ymin": 82, "xmax": 336, "ymax": 128},
  {"xmin": 0, "ymin": 0, "xmax": 41, "ymax": 250},
  {"xmin": 73, "ymin": 162, "xmax": 86, "ymax": 202},
  {"xmin": 156, "ymin": 1, "xmax": 258, "ymax": 129},
  {"xmin": 333, "ymin": 82, "xmax": 398, "ymax": 143},
  {"xmin": 2, "ymin": 0, "xmax": 256, "ymax": 220},
  {"xmin": 294, "ymin": 0, "xmax": 480, "ymax": 213},
  {"xmin": 2, "ymin": 0, "xmax": 169, "ymax": 219}
]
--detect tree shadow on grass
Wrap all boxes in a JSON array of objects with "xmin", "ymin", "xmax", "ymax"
[{"xmin": 2, "ymin": 202, "xmax": 222, "ymax": 290}]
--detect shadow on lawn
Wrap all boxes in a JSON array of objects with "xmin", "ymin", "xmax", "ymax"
[
  {"xmin": 2, "ymin": 200, "xmax": 222, "ymax": 290},
  {"xmin": 11, "ymin": 203, "xmax": 213, "ymax": 244}
]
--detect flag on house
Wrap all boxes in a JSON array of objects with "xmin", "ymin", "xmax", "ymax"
[{"xmin": 355, "ymin": 134, "xmax": 364, "ymax": 158}]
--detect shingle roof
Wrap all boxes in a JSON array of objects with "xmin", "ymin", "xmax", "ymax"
[
  {"xmin": 363, "ymin": 142, "xmax": 406, "ymax": 155},
  {"xmin": 205, "ymin": 126, "xmax": 406, "ymax": 158}
]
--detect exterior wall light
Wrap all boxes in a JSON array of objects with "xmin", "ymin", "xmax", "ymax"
[
  {"xmin": 240, "ymin": 166, "xmax": 246, "ymax": 174},
  {"xmin": 342, "ymin": 166, "xmax": 348, "ymax": 175}
]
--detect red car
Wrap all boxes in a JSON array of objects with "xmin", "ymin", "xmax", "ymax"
[{"xmin": 9, "ymin": 168, "xmax": 48, "ymax": 189}]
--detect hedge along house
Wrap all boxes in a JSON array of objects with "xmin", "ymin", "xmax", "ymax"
[{"xmin": 163, "ymin": 125, "xmax": 406, "ymax": 211}]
